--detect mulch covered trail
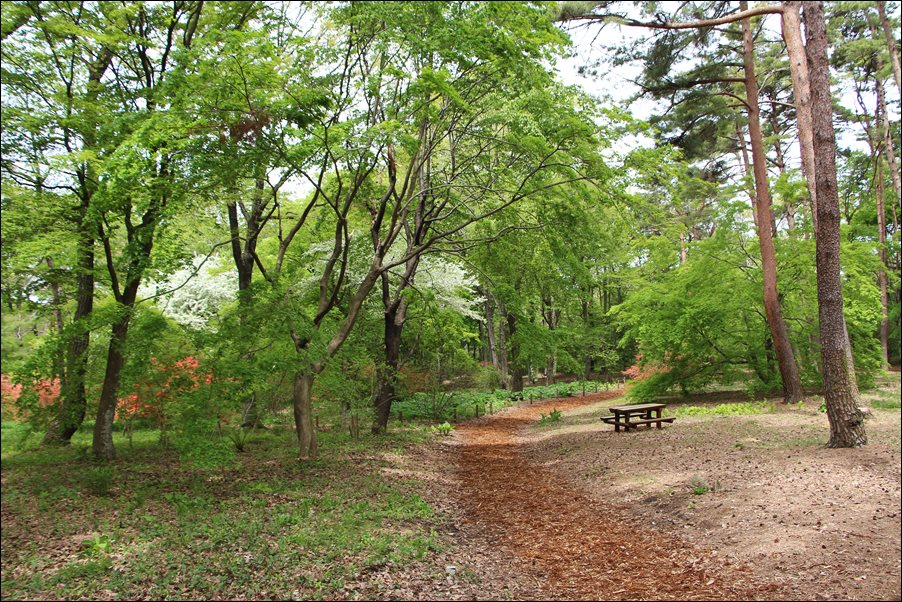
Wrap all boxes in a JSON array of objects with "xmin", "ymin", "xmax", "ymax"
[{"xmin": 452, "ymin": 391, "xmax": 772, "ymax": 601}]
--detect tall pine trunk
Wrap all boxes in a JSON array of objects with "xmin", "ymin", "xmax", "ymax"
[
  {"xmin": 741, "ymin": 6, "xmax": 804, "ymax": 403},
  {"xmin": 876, "ymin": 159, "xmax": 890, "ymax": 367},
  {"xmin": 782, "ymin": 1, "xmax": 819, "ymax": 230},
  {"xmin": 805, "ymin": 0, "xmax": 866, "ymax": 447},
  {"xmin": 876, "ymin": 1, "xmax": 902, "ymax": 96}
]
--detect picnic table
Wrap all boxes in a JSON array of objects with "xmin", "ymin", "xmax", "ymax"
[{"xmin": 601, "ymin": 403, "xmax": 675, "ymax": 432}]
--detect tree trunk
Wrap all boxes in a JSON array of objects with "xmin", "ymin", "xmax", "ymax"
[
  {"xmin": 876, "ymin": 1, "xmax": 902, "ymax": 96},
  {"xmin": 867, "ymin": 74, "xmax": 892, "ymax": 368},
  {"xmin": 43, "ymin": 44, "xmax": 110, "ymax": 446},
  {"xmin": 293, "ymin": 371, "xmax": 317, "ymax": 460},
  {"xmin": 782, "ymin": 1, "xmax": 818, "ymax": 231},
  {"xmin": 44, "ymin": 227, "xmax": 94, "ymax": 445},
  {"xmin": 582, "ymin": 300, "xmax": 593, "ymax": 379},
  {"xmin": 875, "ymin": 72, "xmax": 901, "ymax": 205},
  {"xmin": 229, "ymin": 177, "xmax": 268, "ymax": 430},
  {"xmin": 507, "ymin": 312, "xmax": 523, "ymax": 392},
  {"xmin": 769, "ymin": 105, "xmax": 796, "ymax": 230},
  {"xmin": 736, "ymin": 118, "xmax": 760, "ymax": 229},
  {"xmin": 876, "ymin": 159, "xmax": 890, "ymax": 367},
  {"xmin": 372, "ymin": 302, "xmax": 403, "ymax": 434},
  {"xmin": 805, "ymin": 0, "xmax": 866, "ymax": 447},
  {"xmin": 498, "ymin": 307, "xmax": 509, "ymax": 387},
  {"xmin": 485, "ymin": 295, "xmax": 499, "ymax": 369},
  {"xmin": 92, "ymin": 309, "xmax": 132, "ymax": 460},
  {"xmin": 741, "ymin": 6, "xmax": 804, "ymax": 403}
]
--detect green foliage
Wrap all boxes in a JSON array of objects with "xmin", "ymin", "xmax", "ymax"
[
  {"xmin": 674, "ymin": 402, "xmax": 773, "ymax": 417},
  {"xmin": 871, "ymin": 397, "xmax": 901, "ymax": 410},
  {"xmin": 538, "ymin": 408, "xmax": 563, "ymax": 425},
  {"xmin": 81, "ymin": 466, "xmax": 116, "ymax": 497},
  {"xmin": 79, "ymin": 534, "xmax": 112, "ymax": 558},
  {"xmin": 430, "ymin": 422, "xmax": 454, "ymax": 436}
]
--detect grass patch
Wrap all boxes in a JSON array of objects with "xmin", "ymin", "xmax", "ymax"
[
  {"xmin": 872, "ymin": 398, "xmax": 901, "ymax": 410},
  {"xmin": 674, "ymin": 401, "xmax": 774, "ymax": 418},
  {"xmin": 1, "ymin": 422, "xmax": 441, "ymax": 601}
]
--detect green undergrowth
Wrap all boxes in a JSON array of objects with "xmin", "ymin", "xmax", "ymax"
[
  {"xmin": 1, "ymin": 423, "xmax": 440, "ymax": 600},
  {"xmin": 869, "ymin": 389, "xmax": 901, "ymax": 410},
  {"xmin": 872, "ymin": 397, "xmax": 901, "ymax": 410},
  {"xmin": 393, "ymin": 379, "xmax": 610, "ymax": 423},
  {"xmin": 674, "ymin": 401, "xmax": 775, "ymax": 417}
]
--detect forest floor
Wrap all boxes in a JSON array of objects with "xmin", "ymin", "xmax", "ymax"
[
  {"xmin": 2, "ymin": 375, "xmax": 899, "ymax": 600},
  {"xmin": 363, "ymin": 373, "xmax": 902, "ymax": 600}
]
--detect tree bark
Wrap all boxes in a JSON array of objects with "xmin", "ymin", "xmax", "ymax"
[
  {"xmin": 507, "ymin": 312, "xmax": 524, "ymax": 392},
  {"xmin": 736, "ymin": 118, "xmax": 761, "ymax": 229},
  {"xmin": 876, "ymin": 1, "xmax": 902, "ymax": 96},
  {"xmin": 229, "ymin": 176, "xmax": 268, "ymax": 430},
  {"xmin": 498, "ymin": 306, "xmax": 509, "ymax": 387},
  {"xmin": 372, "ymin": 299, "xmax": 404, "ymax": 434},
  {"xmin": 782, "ymin": 1, "xmax": 818, "ymax": 231},
  {"xmin": 43, "ymin": 223, "xmax": 94, "ymax": 445},
  {"xmin": 876, "ymin": 159, "xmax": 890, "ymax": 367},
  {"xmin": 92, "ymin": 304, "xmax": 133, "ymax": 461},
  {"xmin": 42, "ymin": 49, "xmax": 110, "ymax": 446},
  {"xmin": 804, "ymin": 0, "xmax": 866, "ymax": 447},
  {"xmin": 875, "ymin": 69, "xmax": 901, "ymax": 205},
  {"xmin": 292, "ymin": 371, "xmax": 317, "ymax": 460},
  {"xmin": 485, "ymin": 295, "xmax": 499, "ymax": 369},
  {"xmin": 864, "ymin": 74, "xmax": 891, "ymax": 368},
  {"xmin": 768, "ymin": 102, "xmax": 796, "ymax": 230},
  {"xmin": 741, "ymin": 6, "xmax": 804, "ymax": 403}
]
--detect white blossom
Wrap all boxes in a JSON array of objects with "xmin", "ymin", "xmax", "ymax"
[{"xmin": 139, "ymin": 255, "xmax": 237, "ymax": 330}]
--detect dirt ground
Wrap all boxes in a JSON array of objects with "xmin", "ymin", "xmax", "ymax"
[{"xmin": 371, "ymin": 377, "xmax": 901, "ymax": 600}]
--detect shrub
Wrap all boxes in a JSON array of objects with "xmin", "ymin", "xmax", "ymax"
[
  {"xmin": 430, "ymin": 422, "xmax": 454, "ymax": 436},
  {"xmin": 538, "ymin": 408, "xmax": 562, "ymax": 425}
]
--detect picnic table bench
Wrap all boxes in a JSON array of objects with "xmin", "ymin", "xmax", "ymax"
[{"xmin": 601, "ymin": 403, "xmax": 675, "ymax": 432}]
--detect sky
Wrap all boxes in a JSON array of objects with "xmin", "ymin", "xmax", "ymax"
[{"xmin": 551, "ymin": 5, "xmax": 901, "ymax": 166}]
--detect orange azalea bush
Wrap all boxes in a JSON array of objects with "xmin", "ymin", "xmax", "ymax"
[{"xmin": 1, "ymin": 373, "xmax": 60, "ymax": 420}]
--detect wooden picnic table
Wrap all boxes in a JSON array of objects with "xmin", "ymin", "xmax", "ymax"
[{"xmin": 601, "ymin": 403, "xmax": 675, "ymax": 432}]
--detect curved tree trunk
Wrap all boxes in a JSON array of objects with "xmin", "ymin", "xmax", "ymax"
[
  {"xmin": 741, "ymin": 6, "xmax": 804, "ymax": 403},
  {"xmin": 805, "ymin": 0, "xmax": 866, "ymax": 447}
]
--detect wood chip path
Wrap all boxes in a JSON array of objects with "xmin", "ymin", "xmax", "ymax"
[{"xmin": 452, "ymin": 390, "xmax": 776, "ymax": 600}]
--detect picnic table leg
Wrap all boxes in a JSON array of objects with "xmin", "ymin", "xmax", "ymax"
[{"xmin": 655, "ymin": 408, "xmax": 663, "ymax": 429}]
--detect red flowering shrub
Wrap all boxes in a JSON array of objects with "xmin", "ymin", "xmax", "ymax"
[
  {"xmin": 621, "ymin": 354, "xmax": 665, "ymax": 382},
  {"xmin": 116, "ymin": 356, "xmax": 211, "ymax": 430},
  {"xmin": 1, "ymin": 373, "xmax": 60, "ymax": 420}
]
